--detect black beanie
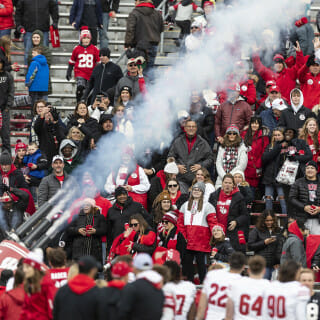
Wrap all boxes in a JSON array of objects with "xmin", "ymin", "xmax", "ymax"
[
  {"xmin": 306, "ymin": 160, "xmax": 318, "ymax": 170},
  {"xmin": 99, "ymin": 48, "xmax": 111, "ymax": 58},
  {"xmin": 115, "ymin": 186, "xmax": 128, "ymax": 198},
  {"xmin": 0, "ymin": 151, "xmax": 12, "ymax": 165}
]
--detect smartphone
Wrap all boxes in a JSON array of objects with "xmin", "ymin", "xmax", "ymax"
[
  {"xmin": 311, "ymin": 205, "xmax": 316, "ymax": 210},
  {"xmin": 271, "ymin": 235, "xmax": 277, "ymax": 239},
  {"xmin": 96, "ymin": 95, "xmax": 103, "ymax": 103}
]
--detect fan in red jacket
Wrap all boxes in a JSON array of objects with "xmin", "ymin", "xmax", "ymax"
[
  {"xmin": 241, "ymin": 116, "xmax": 269, "ymax": 188},
  {"xmin": 252, "ymin": 44, "xmax": 304, "ymax": 101},
  {"xmin": 298, "ymin": 54, "xmax": 320, "ymax": 110},
  {"xmin": 20, "ymin": 252, "xmax": 57, "ymax": 320},
  {"xmin": 178, "ymin": 182, "xmax": 217, "ymax": 283},
  {"xmin": 219, "ymin": 61, "xmax": 257, "ymax": 105},
  {"xmin": 0, "ymin": 0, "xmax": 14, "ymax": 34},
  {"xmin": 0, "ymin": 268, "xmax": 25, "ymax": 320}
]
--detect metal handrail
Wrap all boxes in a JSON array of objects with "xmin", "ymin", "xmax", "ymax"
[
  {"xmin": 115, "ymin": 50, "xmax": 127, "ymax": 64},
  {"xmin": 156, "ymin": 0, "xmax": 170, "ymax": 55}
]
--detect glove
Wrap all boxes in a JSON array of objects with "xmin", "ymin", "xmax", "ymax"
[
  {"xmin": 50, "ymin": 107, "xmax": 60, "ymax": 121},
  {"xmin": 27, "ymin": 163, "xmax": 33, "ymax": 168},
  {"xmin": 51, "ymin": 23, "xmax": 58, "ymax": 30},
  {"xmin": 66, "ymin": 64, "xmax": 73, "ymax": 81},
  {"xmin": 19, "ymin": 27, "xmax": 26, "ymax": 34},
  {"xmin": 2, "ymin": 185, "xmax": 10, "ymax": 193},
  {"xmin": 307, "ymin": 54, "xmax": 315, "ymax": 67}
]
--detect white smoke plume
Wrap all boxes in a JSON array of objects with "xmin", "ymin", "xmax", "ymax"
[{"xmin": 40, "ymin": 0, "xmax": 305, "ymax": 241}]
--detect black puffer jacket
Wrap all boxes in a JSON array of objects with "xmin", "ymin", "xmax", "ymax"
[
  {"xmin": 67, "ymin": 210, "xmax": 107, "ymax": 264},
  {"xmin": 211, "ymin": 239, "xmax": 235, "ymax": 263},
  {"xmin": 15, "ymin": 0, "xmax": 59, "ymax": 33},
  {"xmin": 34, "ymin": 117, "xmax": 65, "ymax": 162},
  {"xmin": 248, "ymin": 227, "xmax": 283, "ymax": 267},
  {"xmin": 209, "ymin": 189, "xmax": 249, "ymax": 252},
  {"xmin": 82, "ymin": 62, "xmax": 123, "ymax": 104},
  {"xmin": 278, "ymin": 105, "xmax": 316, "ymax": 132},
  {"xmin": 106, "ymin": 196, "xmax": 152, "ymax": 251},
  {"xmin": 261, "ymin": 141, "xmax": 284, "ymax": 186},
  {"xmin": 125, "ymin": 3, "xmax": 164, "ymax": 48},
  {"xmin": 289, "ymin": 176, "xmax": 320, "ymax": 221}
]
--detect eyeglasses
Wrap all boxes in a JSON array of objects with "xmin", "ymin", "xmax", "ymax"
[
  {"xmin": 168, "ymin": 184, "xmax": 178, "ymax": 188},
  {"xmin": 129, "ymin": 223, "xmax": 139, "ymax": 227},
  {"xmin": 128, "ymin": 63, "xmax": 137, "ymax": 67},
  {"xmin": 227, "ymin": 132, "xmax": 237, "ymax": 136}
]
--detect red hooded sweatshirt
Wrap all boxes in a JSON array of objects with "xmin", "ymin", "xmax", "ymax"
[
  {"xmin": 0, "ymin": 285, "xmax": 25, "ymax": 320},
  {"xmin": 68, "ymin": 274, "xmax": 96, "ymax": 295}
]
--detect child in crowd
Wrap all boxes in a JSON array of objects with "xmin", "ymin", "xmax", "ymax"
[
  {"xmin": 25, "ymin": 47, "xmax": 49, "ymax": 106},
  {"xmin": 23, "ymin": 142, "xmax": 48, "ymax": 202},
  {"xmin": 13, "ymin": 140, "xmax": 29, "ymax": 174},
  {"xmin": 66, "ymin": 27, "xmax": 100, "ymax": 102}
]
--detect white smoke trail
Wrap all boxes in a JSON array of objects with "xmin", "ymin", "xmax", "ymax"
[{"xmin": 43, "ymin": 0, "xmax": 304, "ymax": 239}]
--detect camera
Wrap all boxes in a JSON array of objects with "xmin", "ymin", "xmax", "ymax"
[{"xmin": 96, "ymin": 95, "xmax": 103, "ymax": 103}]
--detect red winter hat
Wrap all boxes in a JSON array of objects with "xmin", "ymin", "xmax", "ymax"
[
  {"xmin": 112, "ymin": 262, "xmax": 133, "ymax": 278},
  {"xmin": 80, "ymin": 26, "xmax": 92, "ymax": 40},
  {"xmin": 273, "ymin": 54, "xmax": 285, "ymax": 63},
  {"xmin": 212, "ymin": 223, "xmax": 226, "ymax": 235},
  {"xmin": 204, "ymin": 1, "xmax": 214, "ymax": 7},
  {"xmin": 238, "ymin": 230, "xmax": 246, "ymax": 245},
  {"xmin": 15, "ymin": 139, "xmax": 27, "ymax": 154},
  {"xmin": 162, "ymin": 211, "xmax": 178, "ymax": 226},
  {"xmin": 295, "ymin": 17, "xmax": 308, "ymax": 27}
]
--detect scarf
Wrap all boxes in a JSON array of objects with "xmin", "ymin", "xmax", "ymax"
[
  {"xmin": 30, "ymin": 115, "xmax": 40, "ymax": 145},
  {"xmin": 83, "ymin": 213, "xmax": 94, "ymax": 256},
  {"xmin": 223, "ymin": 147, "xmax": 238, "ymax": 173}
]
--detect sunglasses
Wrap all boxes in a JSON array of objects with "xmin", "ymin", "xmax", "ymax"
[
  {"xmin": 191, "ymin": 26, "xmax": 199, "ymax": 29},
  {"xmin": 163, "ymin": 221, "xmax": 170, "ymax": 225},
  {"xmin": 168, "ymin": 184, "xmax": 178, "ymax": 188},
  {"xmin": 227, "ymin": 132, "xmax": 237, "ymax": 136},
  {"xmin": 128, "ymin": 63, "xmax": 137, "ymax": 67},
  {"xmin": 129, "ymin": 223, "xmax": 139, "ymax": 227}
]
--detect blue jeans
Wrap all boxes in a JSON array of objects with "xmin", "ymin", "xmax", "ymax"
[
  {"xmin": 265, "ymin": 184, "xmax": 287, "ymax": 214},
  {"xmin": 145, "ymin": 45, "xmax": 158, "ymax": 81},
  {"xmin": 264, "ymin": 267, "xmax": 274, "ymax": 280},
  {"xmin": 0, "ymin": 29, "xmax": 11, "ymax": 37},
  {"xmin": 99, "ymin": 13, "xmax": 110, "ymax": 49},
  {"xmin": 24, "ymin": 31, "xmax": 49, "ymax": 66}
]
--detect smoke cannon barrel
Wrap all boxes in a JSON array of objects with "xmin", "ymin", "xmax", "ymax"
[
  {"xmin": 15, "ymin": 202, "xmax": 53, "ymax": 239},
  {"xmin": 23, "ymin": 219, "xmax": 52, "ymax": 248},
  {"xmin": 31, "ymin": 233, "xmax": 54, "ymax": 250}
]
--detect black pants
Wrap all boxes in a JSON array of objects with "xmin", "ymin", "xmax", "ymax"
[
  {"xmin": 1, "ymin": 109, "xmax": 10, "ymax": 153},
  {"xmin": 176, "ymin": 20, "xmax": 191, "ymax": 39},
  {"xmin": 89, "ymin": 27, "xmax": 98, "ymax": 45},
  {"xmin": 182, "ymin": 249, "xmax": 207, "ymax": 283}
]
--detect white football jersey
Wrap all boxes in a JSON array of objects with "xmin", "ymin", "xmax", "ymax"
[
  {"xmin": 228, "ymin": 277, "xmax": 270, "ymax": 320},
  {"xmin": 202, "ymin": 269, "xmax": 242, "ymax": 320},
  {"xmin": 263, "ymin": 281, "xmax": 310, "ymax": 320},
  {"xmin": 165, "ymin": 280, "xmax": 197, "ymax": 320}
]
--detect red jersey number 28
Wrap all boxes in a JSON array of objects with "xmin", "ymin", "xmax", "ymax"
[{"xmin": 78, "ymin": 54, "xmax": 94, "ymax": 68}]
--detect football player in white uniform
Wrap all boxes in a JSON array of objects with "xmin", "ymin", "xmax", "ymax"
[
  {"xmin": 163, "ymin": 261, "xmax": 197, "ymax": 320},
  {"xmin": 196, "ymin": 252, "xmax": 246, "ymax": 320},
  {"xmin": 299, "ymin": 268, "xmax": 320, "ymax": 320},
  {"xmin": 263, "ymin": 260, "xmax": 310, "ymax": 320},
  {"xmin": 226, "ymin": 255, "xmax": 269, "ymax": 320}
]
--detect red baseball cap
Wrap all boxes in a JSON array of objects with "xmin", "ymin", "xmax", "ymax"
[
  {"xmin": 270, "ymin": 85, "xmax": 280, "ymax": 93},
  {"xmin": 111, "ymin": 262, "xmax": 133, "ymax": 278},
  {"xmin": 266, "ymin": 80, "xmax": 276, "ymax": 87}
]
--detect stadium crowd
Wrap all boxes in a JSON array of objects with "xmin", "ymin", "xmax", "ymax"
[{"xmin": 1, "ymin": 0, "xmax": 320, "ymax": 319}]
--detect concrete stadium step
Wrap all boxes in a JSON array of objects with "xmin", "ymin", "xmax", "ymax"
[
  {"xmin": 58, "ymin": 25, "xmax": 126, "ymax": 32},
  {"xmin": 59, "ymin": 12, "xmax": 129, "ymax": 19}
]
